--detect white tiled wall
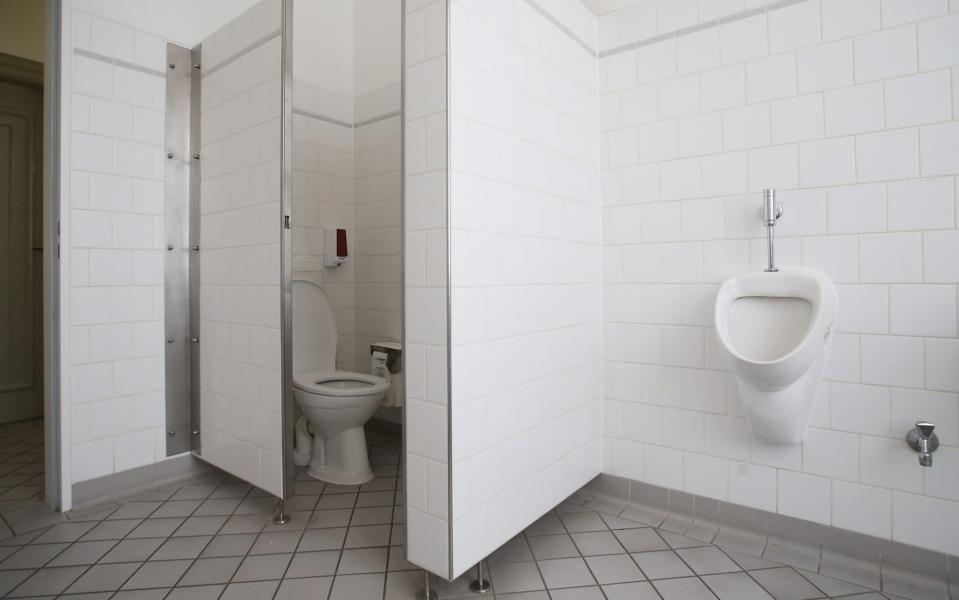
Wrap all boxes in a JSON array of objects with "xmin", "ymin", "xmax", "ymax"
[
  {"xmin": 404, "ymin": 0, "xmax": 451, "ymax": 578},
  {"xmin": 292, "ymin": 2, "xmax": 402, "ymax": 376},
  {"xmin": 69, "ymin": 10, "xmax": 170, "ymax": 483},
  {"xmin": 197, "ymin": 0, "xmax": 285, "ymax": 497},
  {"xmin": 447, "ymin": 0, "xmax": 604, "ymax": 577},
  {"xmin": 600, "ymin": 0, "xmax": 959, "ymax": 556}
]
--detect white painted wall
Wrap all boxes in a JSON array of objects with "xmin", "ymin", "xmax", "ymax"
[
  {"xmin": 446, "ymin": 0, "xmax": 604, "ymax": 577},
  {"xmin": 599, "ymin": 0, "xmax": 959, "ymax": 557}
]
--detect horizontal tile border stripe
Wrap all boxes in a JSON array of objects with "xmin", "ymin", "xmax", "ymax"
[
  {"xmin": 201, "ymin": 28, "xmax": 282, "ymax": 78},
  {"xmin": 521, "ymin": 0, "xmax": 599, "ymax": 57},
  {"xmin": 599, "ymin": 0, "xmax": 810, "ymax": 58},
  {"xmin": 74, "ymin": 47, "xmax": 165, "ymax": 78},
  {"xmin": 292, "ymin": 108, "xmax": 401, "ymax": 130}
]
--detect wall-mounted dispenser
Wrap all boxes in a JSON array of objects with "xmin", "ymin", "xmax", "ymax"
[{"xmin": 325, "ymin": 228, "xmax": 348, "ymax": 267}]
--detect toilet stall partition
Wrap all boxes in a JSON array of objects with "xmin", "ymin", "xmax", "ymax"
[{"xmin": 186, "ymin": 0, "xmax": 290, "ymax": 498}]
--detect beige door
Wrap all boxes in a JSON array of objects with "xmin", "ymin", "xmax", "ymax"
[{"xmin": 0, "ymin": 78, "xmax": 43, "ymax": 424}]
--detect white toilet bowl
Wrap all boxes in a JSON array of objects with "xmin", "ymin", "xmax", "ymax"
[
  {"xmin": 293, "ymin": 280, "xmax": 389, "ymax": 485},
  {"xmin": 714, "ymin": 268, "xmax": 837, "ymax": 444}
]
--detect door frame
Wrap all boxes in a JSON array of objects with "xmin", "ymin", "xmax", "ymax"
[{"xmin": 0, "ymin": 2, "xmax": 62, "ymax": 510}]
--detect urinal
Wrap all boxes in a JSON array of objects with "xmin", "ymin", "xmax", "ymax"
[{"xmin": 714, "ymin": 268, "xmax": 837, "ymax": 444}]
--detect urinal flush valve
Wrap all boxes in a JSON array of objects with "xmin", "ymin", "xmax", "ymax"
[
  {"xmin": 907, "ymin": 421, "xmax": 939, "ymax": 467},
  {"xmin": 761, "ymin": 188, "xmax": 784, "ymax": 272}
]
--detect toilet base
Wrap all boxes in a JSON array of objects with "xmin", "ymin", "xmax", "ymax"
[{"xmin": 305, "ymin": 424, "xmax": 374, "ymax": 486}]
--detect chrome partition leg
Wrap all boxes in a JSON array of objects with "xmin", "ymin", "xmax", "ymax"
[
  {"xmin": 417, "ymin": 570, "xmax": 439, "ymax": 600},
  {"xmin": 272, "ymin": 498, "xmax": 290, "ymax": 525},
  {"xmin": 469, "ymin": 561, "xmax": 491, "ymax": 593}
]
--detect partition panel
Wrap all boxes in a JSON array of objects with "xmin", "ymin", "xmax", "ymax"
[{"xmin": 195, "ymin": 0, "xmax": 287, "ymax": 497}]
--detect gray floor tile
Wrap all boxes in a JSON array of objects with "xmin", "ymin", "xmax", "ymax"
[
  {"xmin": 549, "ymin": 586, "xmax": 605, "ymax": 600},
  {"xmin": 387, "ymin": 545, "xmax": 418, "ymax": 572},
  {"xmin": 174, "ymin": 515, "xmax": 228, "ymax": 537},
  {"xmin": 108, "ymin": 502, "xmax": 162, "ymax": 520},
  {"xmin": 524, "ymin": 513, "xmax": 566, "ymax": 536},
  {"xmin": 572, "ymin": 530, "xmax": 626, "ymax": 556},
  {"xmin": 559, "ymin": 511, "xmax": 609, "ymax": 533},
  {"xmin": 631, "ymin": 549, "xmax": 695, "ymax": 579},
  {"xmin": 210, "ymin": 484, "xmax": 251, "ymax": 499},
  {"xmin": 232, "ymin": 553, "xmax": 292, "ymax": 582},
  {"xmin": 171, "ymin": 485, "xmax": 216, "ymax": 501},
  {"xmin": 221, "ymin": 579, "xmax": 280, "ymax": 599},
  {"xmin": 193, "ymin": 498, "xmax": 242, "ymax": 516},
  {"xmin": 127, "ymin": 518, "xmax": 185, "ymax": 539},
  {"xmin": 220, "ymin": 514, "xmax": 270, "ymax": 535},
  {"xmin": 299, "ymin": 527, "xmax": 347, "ymax": 551},
  {"xmin": 309, "ymin": 509, "xmax": 353, "ymax": 529},
  {"xmin": 46, "ymin": 540, "xmax": 115, "ymax": 566},
  {"xmin": 384, "ymin": 570, "xmax": 422, "ymax": 600},
  {"xmin": 338, "ymin": 547, "xmax": 388, "ymax": 575},
  {"xmin": 350, "ymin": 506, "xmax": 392, "ymax": 526},
  {"xmin": 614, "ymin": 528, "xmax": 669, "ymax": 552},
  {"xmin": 0, "ymin": 543, "xmax": 67, "ymax": 569},
  {"xmin": 122, "ymin": 559, "xmax": 192, "ymax": 589},
  {"xmin": 356, "ymin": 491, "xmax": 394, "ymax": 507},
  {"xmin": 251, "ymin": 530, "xmax": 303, "ymax": 555},
  {"xmin": 179, "ymin": 556, "xmax": 243, "ymax": 586},
  {"xmin": 537, "ymin": 556, "xmax": 596, "ymax": 589},
  {"xmin": 749, "ymin": 566, "xmax": 827, "ymax": 600},
  {"xmin": 151, "ymin": 536, "xmax": 211, "ymax": 560},
  {"xmin": 678, "ymin": 546, "xmax": 742, "ymax": 575},
  {"xmin": 112, "ymin": 589, "xmax": 169, "ymax": 599},
  {"xmin": 703, "ymin": 572, "xmax": 775, "ymax": 600},
  {"xmin": 345, "ymin": 524, "xmax": 391, "ymax": 548},
  {"xmin": 654, "ymin": 576, "xmax": 720, "ymax": 599},
  {"xmin": 585, "ymin": 553, "xmax": 646, "ymax": 584},
  {"xmin": 99, "ymin": 538, "xmax": 164, "ymax": 563},
  {"xmin": 600, "ymin": 513, "xmax": 648, "ymax": 530},
  {"xmin": 286, "ymin": 550, "xmax": 339, "ymax": 578},
  {"xmin": 201, "ymin": 533, "xmax": 257, "ymax": 557},
  {"xmin": 276, "ymin": 575, "xmax": 333, "ymax": 600},
  {"xmin": 316, "ymin": 494, "xmax": 357, "ymax": 510},
  {"xmin": 151, "ymin": 500, "xmax": 202, "ymax": 518},
  {"xmin": 66, "ymin": 562, "xmax": 141, "ymax": 594},
  {"xmin": 166, "ymin": 584, "xmax": 226, "ymax": 599},
  {"xmin": 7, "ymin": 565, "xmax": 85, "ymax": 597},
  {"xmin": 329, "ymin": 572, "xmax": 384, "ymax": 600},
  {"xmin": 285, "ymin": 495, "xmax": 319, "ymax": 512},
  {"xmin": 797, "ymin": 569, "xmax": 871, "ymax": 597},
  {"xmin": 528, "ymin": 533, "xmax": 579, "ymax": 560},
  {"xmin": 660, "ymin": 530, "xmax": 710, "ymax": 549},
  {"xmin": 489, "ymin": 536, "xmax": 534, "ymax": 565},
  {"xmin": 489, "ymin": 561, "xmax": 545, "ymax": 593},
  {"xmin": 603, "ymin": 581, "xmax": 663, "ymax": 600},
  {"xmin": 496, "ymin": 592, "xmax": 550, "ymax": 600},
  {"xmin": 389, "ymin": 523, "xmax": 406, "ymax": 546},
  {"xmin": 81, "ymin": 519, "xmax": 143, "ymax": 541},
  {"xmin": 725, "ymin": 548, "xmax": 784, "ymax": 570},
  {"xmin": 31, "ymin": 521, "xmax": 95, "ymax": 543}
]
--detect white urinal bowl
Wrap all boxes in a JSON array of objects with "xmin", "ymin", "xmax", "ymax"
[{"xmin": 714, "ymin": 268, "xmax": 837, "ymax": 444}]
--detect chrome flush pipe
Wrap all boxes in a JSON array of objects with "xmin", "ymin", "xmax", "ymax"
[{"xmin": 762, "ymin": 188, "xmax": 783, "ymax": 272}]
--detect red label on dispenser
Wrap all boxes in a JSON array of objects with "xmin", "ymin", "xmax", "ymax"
[{"xmin": 336, "ymin": 228, "xmax": 348, "ymax": 257}]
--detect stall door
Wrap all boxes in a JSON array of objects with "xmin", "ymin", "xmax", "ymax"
[{"xmin": 194, "ymin": 0, "xmax": 288, "ymax": 497}]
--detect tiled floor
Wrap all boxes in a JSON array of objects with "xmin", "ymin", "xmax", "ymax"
[
  {"xmin": 0, "ymin": 420, "xmax": 45, "ymax": 516},
  {"xmin": 0, "ymin": 430, "xmax": 905, "ymax": 599}
]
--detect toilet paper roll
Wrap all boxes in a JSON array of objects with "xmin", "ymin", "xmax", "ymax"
[{"xmin": 372, "ymin": 351, "xmax": 391, "ymax": 381}]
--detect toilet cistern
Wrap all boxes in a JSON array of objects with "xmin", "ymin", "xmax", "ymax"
[{"xmin": 762, "ymin": 188, "xmax": 784, "ymax": 272}]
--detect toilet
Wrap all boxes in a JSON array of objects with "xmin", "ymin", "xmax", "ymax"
[
  {"xmin": 714, "ymin": 268, "xmax": 837, "ymax": 445},
  {"xmin": 292, "ymin": 280, "xmax": 389, "ymax": 484}
]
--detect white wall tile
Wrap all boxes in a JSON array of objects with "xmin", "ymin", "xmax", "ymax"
[
  {"xmin": 832, "ymin": 481, "xmax": 892, "ymax": 538},
  {"xmin": 778, "ymin": 470, "xmax": 832, "ymax": 524},
  {"xmin": 860, "ymin": 232, "xmax": 923, "ymax": 282},
  {"xmin": 798, "ymin": 40, "xmax": 854, "ymax": 93},
  {"xmin": 890, "ymin": 284, "xmax": 957, "ymax": 336},
  {"xmin": 746, "ymin": 53, "xmax": 797, "ymax": 103},
  {"xmin": 854, "ymin": 24, "xmax": 917, "ymax": 83},
  {"xmin": 884, "ymin": 70, "xmax": 951, "ymax": 128},
  {"xmin": 824, "ymin": 83, "xmax": 884, "ymax": 137},
  {"xmin": 861, "ymin": 335, "xmax": 924, "ymax": 387},
  {"xmin": 856, "ymin": 128, "xmax": 920, "ymax": 183},
  {"xmin": 822, "ymin": 0, "xmax": 881, "ymax": 41},
  {"xmin": 917, "ymin": 12, "xmax": 959, "ymax": 70},
  {"xmin": 920, "ymin": 122, "xmax": 959, "ymax": 177}
]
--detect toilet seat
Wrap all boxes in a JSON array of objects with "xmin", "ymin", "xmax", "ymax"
[{"xmin": 293, "ymin": 370, "xmax": 389, "ymax": 399}]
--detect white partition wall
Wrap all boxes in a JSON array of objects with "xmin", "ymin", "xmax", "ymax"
[
  {"xmin": 403, "ymin": 0, "xmax": 452, "ymax": 579},
  {"xmin": 196, "ymin": 0, "xmax": 286, "ymax": 497},
  {"xmin": 445, "ymin": 0, "xmax": 604, "ymax": 578}
]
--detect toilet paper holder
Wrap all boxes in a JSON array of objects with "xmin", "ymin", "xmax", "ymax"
[{"xmin": 370, "ymin": 344, "xmax": 402, "ymax": 374}]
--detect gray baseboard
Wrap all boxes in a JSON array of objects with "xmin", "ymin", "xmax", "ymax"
[
  {"xmin": 71, "ymin": 453, "xmax": 220, "ymax": 512},
  {"xmin": 579, "ymin": 474, "xmax": 959, "ymax": 600}
]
